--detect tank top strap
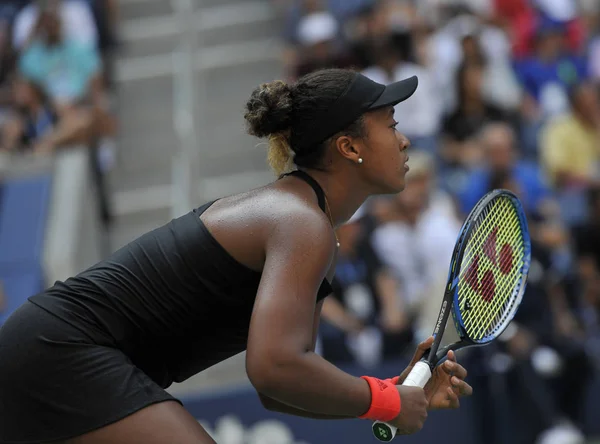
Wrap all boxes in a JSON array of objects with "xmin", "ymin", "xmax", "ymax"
[{"xmin": 280, "ymin": 170, "xmax": 327, "ymax": 213}]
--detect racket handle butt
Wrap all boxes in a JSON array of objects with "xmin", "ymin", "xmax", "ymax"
[
  {"xmin": 372, "ymin": 362, "xmax": 432, "ymax": 441},
  {"xmin": 372, "ymin": 421, "xmax": 397, "ymax": 442},
  {"xmin": 402, "ymin": 361, "xmax": 432, "ymax": 388}
]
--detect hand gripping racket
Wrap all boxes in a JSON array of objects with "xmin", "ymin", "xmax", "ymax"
[{"xmin": 372, "ymin": 189, "xmax": 531, "ymax": 442}]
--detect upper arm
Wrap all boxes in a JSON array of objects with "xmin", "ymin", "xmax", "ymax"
[
  {"xmin": 12, "ymin": 6, "xmax": 36, "ymax": 50},
  {"xmin": 65, "ymin": 1, "xmax": 99, "ymax": 47},
  {"xmin": 246, "ymin": 210, "xmax": 335, "ymax": 379}
]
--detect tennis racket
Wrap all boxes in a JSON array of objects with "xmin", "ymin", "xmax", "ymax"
[{"xmin": 372, "ymin": 189, "xmax": 531, "ymax": 442}]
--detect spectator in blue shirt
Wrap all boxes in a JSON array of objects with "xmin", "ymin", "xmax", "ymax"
[
  {"xmin": 12, "ymin": 2, "xmax": 116, "ymax": 157},
  {"xmin": 514, "ymin": 17, "xmax": 589, "ymax": 120},
  {"xmin": 18, "ymin": 3, "xmax": 102, "ymax": 110},
  {"xmin": 458, "ymin": 122, "xmax": 553, "ymax": 217}
]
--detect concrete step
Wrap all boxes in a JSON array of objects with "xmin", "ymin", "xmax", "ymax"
[
  {"xmin": 110, "ymin": 169, "xmax": 274, "ymax": 223},
  {"xmin": 114, "ymin": 59, "xmax": 282, "ymax": 145},
  {"xmin": 117, "ymin": 57, "xmax": 282, "ymax": 113},
  {"xmin": 109, "ymin": 0, "xmax": 281, "ymax": 251},
  {"xmin": 167, "ymin": 353, "xmax": 249, "ymax": 397},
  {"xmin": 112, "ymin": 131, "xmax": 266, "ymax": 184},
  {"xmin": 193, "ymin": 0, "xmax": 252, "ymax": 9},
  {"xmin": 120, "ymin": 0, "xmax": 174, "ymax": 21},
  {"xmin": 110, "ymin": 206, "xmax": 174, "ymax": 250},
  {"xmin": 119, "ymin": 0, "xmax": 246, "ymax": 19},
  {"xmin": 109, "ymin": 157, "xmax": 174, "ymax": 192},
  {"xmin": 119, "ymin": 1, "xmax": 276, "ymax": 51},
  {"xmin": 120, "ymin": 19, "xmax": 277, "ymax": 59},
  {"xmin": 116, "ymin": 38, "xmax": 282, "ymax": 83}
]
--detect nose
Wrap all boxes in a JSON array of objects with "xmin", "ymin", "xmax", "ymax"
[{"xmin": 397, "ymin": 133, "xmax": 410, "ymax": 150}]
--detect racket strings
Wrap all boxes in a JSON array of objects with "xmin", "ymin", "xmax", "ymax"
[
  {"xmin": 463, "ymin": 201, "xmax": 524, "ymax": 339},
  {"xmin": 463, "ymin": 203, "xmax": 524, "ymax": 339},
  {"xmin": 470, "ymin": 204, "xmax": 524, "ymax": 338},
  {"xmin": 457, "ymin": 197, "xmax": 527, "ymax": 342}
]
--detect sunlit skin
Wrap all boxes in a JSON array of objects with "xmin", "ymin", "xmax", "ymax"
[
  {"xmin": 302, "ymin": 106, "xmax": 411, "ymax": 230},
  {"xmin": 336, "ymin": 106, "xmax": 411, "ymax": 195},
  {"xmin": 0, "ymin": 66, "xmax": 473, "ymax": 444}
]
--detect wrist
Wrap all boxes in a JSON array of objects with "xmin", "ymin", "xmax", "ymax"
[{"xmin": 357, "ymin": 376, "xmax": 401, "ymax": 422}]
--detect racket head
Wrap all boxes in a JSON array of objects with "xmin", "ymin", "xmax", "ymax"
[{"xmin": 447, "ymin": 189, "xmax": 531, "ymax": 346}]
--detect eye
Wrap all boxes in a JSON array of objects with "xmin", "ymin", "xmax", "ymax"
[{"xmin": 390, "ymin": 121, "xmax": 399, "ymax": 130}]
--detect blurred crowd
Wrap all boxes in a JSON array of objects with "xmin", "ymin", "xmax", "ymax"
[
  {"xmin": 0, "ymin": 0, "xmax": 119, "ymax": 230},
  {"xmin": 276, "ymin": 0, "xmax": 600, "ymax": 443},
  {"xmin": 0, "ymin": 0, "xmax": 118, "ymax": 169}
]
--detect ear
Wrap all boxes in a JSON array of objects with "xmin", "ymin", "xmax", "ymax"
[{"xmin": 333, "ymin": 135, "xmax": 362, "ymax": 164}]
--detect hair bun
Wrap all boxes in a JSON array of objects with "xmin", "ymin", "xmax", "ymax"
[{"xmin": 244, "ymin": 80, "xmax": 293, "ymax": 138}]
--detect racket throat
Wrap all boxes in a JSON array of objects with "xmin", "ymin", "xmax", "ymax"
[{"xmin": 428, "ymin": 294, "xmax": 453, "ymax": 363}]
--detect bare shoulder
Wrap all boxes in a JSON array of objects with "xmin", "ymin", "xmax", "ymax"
[
  {"xmin": 268, "ymin": 194, "xmax": 332, "ymax": 238},
  {"xmin": 200, "ymin": 184, "xmax": 336, "ymax": 271},
  {"xmin": 260, "ymin": 191, "xmax": 337, "ymax": 285}
]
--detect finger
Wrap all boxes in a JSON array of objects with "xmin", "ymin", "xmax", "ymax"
[
  {"xmin": 448, "ymin": 362, "xmax": 468, "ymax": 380},
  {"xmin": 418, "ymin": 336, "xmax": 434, "ymax": 351},
  {"xmin": 450, "ymin": 376, "xmax": 473, "ymax": 396},
  {"xmin": 454, "ymin": 379, "xmax": 473, "ymax": 397},
  {"xmin": 446, "ymin": 350, "xmax": 456, "ymax": 361},
  {"xmin": 442, "ymin": 359, "xmax": 457, "ymax": 376},
  {"xmin": 446, "ymin": 387, "xmax": 460, "ymax": 409},
  {"xmin": 410, "ymin": 336, "xmax": 434, "ymax": 365}
]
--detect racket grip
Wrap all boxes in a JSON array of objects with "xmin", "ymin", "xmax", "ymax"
[
  {"xmin": 402, "ymin": 361, "xmax": 432, "ymax": 388},
  {"xmin": 371, "ymin": 362, "xmax": 432, "ymax": 442}
]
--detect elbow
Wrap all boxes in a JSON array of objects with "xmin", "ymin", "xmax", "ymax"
[
  {"xmin": 257, "ymin": 392, "xmax": 279, "ymax": 412},
  {"xmin": 246, "ymin": 350, "xmax": 297, "ymax": 398},
  {"xmin": 246, "ymin": 357, "xmax": 279, "ymax": 397}
]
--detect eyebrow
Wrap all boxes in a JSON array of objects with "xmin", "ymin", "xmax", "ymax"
[{"xmin": 388, "ymin": 107, "xmax": 395, "ymax": 117}]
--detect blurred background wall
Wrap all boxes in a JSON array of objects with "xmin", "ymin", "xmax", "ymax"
[{"xmin": 0, "ymin": 0, "xmax": 600, "ymax": 443}]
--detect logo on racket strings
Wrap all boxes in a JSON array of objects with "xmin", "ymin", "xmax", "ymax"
[{"xmin": 464, "ymin": 227, "xmax": 514, "ymax": 302}]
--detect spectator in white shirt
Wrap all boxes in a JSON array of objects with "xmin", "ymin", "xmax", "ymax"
[
  {"xmin": 12, "ymin": 0, "xmax": 98, "ymax": 51},
  {"xmin": 371, "ymin": 151, "xmax": 461, "ymax": 340}
]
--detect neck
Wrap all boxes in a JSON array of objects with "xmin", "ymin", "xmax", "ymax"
[{"xmin": 302, "ymin": 168, "xmax": 370, "ymax": 227}]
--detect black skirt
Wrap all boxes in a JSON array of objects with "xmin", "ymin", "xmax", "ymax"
[{"xmin": 0, "ymin": 301, "xmax": 178, "ymax": 444}]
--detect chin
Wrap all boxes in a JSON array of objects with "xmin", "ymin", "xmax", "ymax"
[{"xmin": 375, "ymin": 179, "xmax": 406, "ymax": 195}]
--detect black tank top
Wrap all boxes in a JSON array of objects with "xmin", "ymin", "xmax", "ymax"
[{"xmin": 28, "ymin": 171, "xmax": 333, "ymax": 388}]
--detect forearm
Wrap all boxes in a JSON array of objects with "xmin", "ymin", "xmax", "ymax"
[
  {"xmin": 249, "ymin": 351, "xmax": 371, "ymax": 417},
  {"xmin": 40, "ymin": 111, "xmax": 92, "ymax": 150},
  {"xmin": 258, "ymin": 393, "xmax": 353, "ymax": 419},
  {"xmin": 377, "ymin": 271, "xmax": 403, "ymax": 312}
]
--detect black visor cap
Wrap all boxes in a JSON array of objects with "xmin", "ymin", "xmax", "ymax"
[
  {"xmin": 293, "ymin": 72, "xmax": 419, "ymax": 152},
  {"xmin": 367, "ymin": 74, "xmax": 418, "ymax": 110}
]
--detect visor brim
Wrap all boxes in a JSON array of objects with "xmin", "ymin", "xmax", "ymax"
[{"xmin": 368, "ymin": 75, "xmax": 418, "ymax": 110}]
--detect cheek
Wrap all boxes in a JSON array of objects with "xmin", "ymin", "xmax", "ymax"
[
  {"xmin": 371, "ymin": 146, "xmax": 400, "ymax": 178},
  {"xmin": 372, "ymin": 132, "xmax": 401, "ymax": 165}
]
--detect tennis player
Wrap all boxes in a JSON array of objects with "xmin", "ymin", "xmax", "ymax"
[{"xmin": 0, "ymin": 68, "xmax": 472, "ymax": 444}]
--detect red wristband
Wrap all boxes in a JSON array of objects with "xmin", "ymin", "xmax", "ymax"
[
  {"xmin": 358, "ymin": 376, "xmax": 401, "ymax": 422},
  {"xmin": 385, "ymin": 376, "xmax": 400, "ymax": 385}
]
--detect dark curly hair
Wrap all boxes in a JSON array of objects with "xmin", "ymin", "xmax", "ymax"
[{"xmin": 244, "ymin": 69, "xmax": 366, "ymax": 175}]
